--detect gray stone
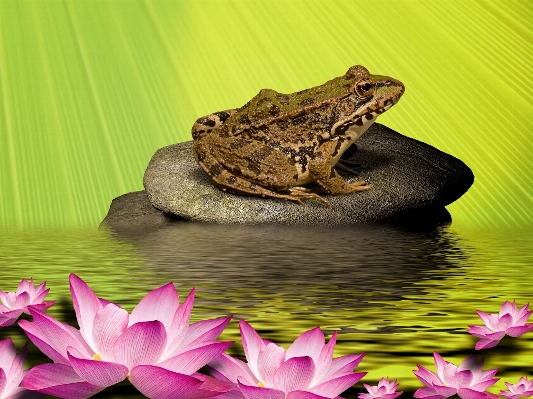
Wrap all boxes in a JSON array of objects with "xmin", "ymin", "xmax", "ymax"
[
  {"xmin": 142, "ymin": 123, "xmax": 473, "ymax": 226},
  {"xmin": 99, "ymin": 191, "xmax": 180, "ymax": 233}
]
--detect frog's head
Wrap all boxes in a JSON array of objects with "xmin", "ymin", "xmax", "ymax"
[{"xmin": 331, "ymin": 65, "xmax": 405, "ymax": 140}]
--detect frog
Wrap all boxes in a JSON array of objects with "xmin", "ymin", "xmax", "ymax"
[{"xmin": 192, "ymin": 65, "xmax": 404, "ymax": 206}]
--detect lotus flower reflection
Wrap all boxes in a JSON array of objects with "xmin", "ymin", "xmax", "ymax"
[
  {"xmin": 0, "ymin": 338, "xmax": 42, "ymax": 399},
  {"xmin": 19, "ymin": 274, "xmax": 234, "ymax": 399},
  {"xmin": 467, "ymin": 300, "xmax": 533, "ymax": 350},
  {"xmin": 359, "ymin": 377, "xmax": 402, "ymax": 399},
  {"xmin": 208, "ymin": 320, "xmax": 366, "ymax": 399},
  {"xmin": 0, "ymin": 279, "xmax": 55, "ymax": 327},
  {"xmin": 413, "ymin": 352, "xmax": 499, "ymax": 399},
  {"xmin": 500, "ymin": 376, "xmax": 533, "ymax": 399}
]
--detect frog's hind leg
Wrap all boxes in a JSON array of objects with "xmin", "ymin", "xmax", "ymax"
[
  {"xmin": 191, "ymin": 109, "xmax": 237, "ymax": 139},
  {"xmin": 194, "ymin": 139, "xmax": 305, "ymax": 204},
  {"xmin": 201, "ymin": 158, "xmax": 307, "ymax": 205}
]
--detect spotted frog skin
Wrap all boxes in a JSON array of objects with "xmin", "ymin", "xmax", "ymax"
[{"xmin": 192, "ymin": 65, "xmax": 404, "ymax": 205}]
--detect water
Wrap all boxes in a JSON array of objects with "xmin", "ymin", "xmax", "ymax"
[{"xmin": 1, "ymin": 223, "xmax": 532, "ymax": 398}]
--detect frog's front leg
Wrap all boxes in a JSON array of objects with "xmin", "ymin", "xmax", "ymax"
[
  {"xmin": 191, "ymin": 109, "xmax": 237, "ymax": 140},
  {"xmin": 309, "ymin": 140, "xmax": 372, "ymax": 194}
]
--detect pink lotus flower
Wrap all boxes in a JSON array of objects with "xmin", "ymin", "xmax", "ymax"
[
  {"xmin": 359, "ymin": 377, "xmax": 402, "ymax": 399},
  {"xmin": 467, "ymin": 300, "xmax": 533, "ymax": 350},
  {"xmin": 0, "ymin": 338, "xmax": 42, "ymax": 398},
  {"xmin": 413, "ymin": 352, "xmax": 499, "ymax": 399},
  {"xmin": 0, "ymin": 279, "xmax": 55, "ymax": 327},
  {"xmin": 501, "ymin": 376, "xmax": 533, "ymax": 399},
  {"xmin": 19, "ymin": 273, "xmax": 234, "ymax": 399},
  {"xmin": 208, "ymin": 320, "xmax": 366, "ymax": 399}
]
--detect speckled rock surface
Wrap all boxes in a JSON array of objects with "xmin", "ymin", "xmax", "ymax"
[{"xmin": 142, "ymin": 123, "xmax": 474, "ymax": 226}]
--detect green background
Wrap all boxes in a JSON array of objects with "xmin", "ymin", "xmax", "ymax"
[{"xmin": 1, "ymin": 0, "xmax": 532, "ymax": 229}]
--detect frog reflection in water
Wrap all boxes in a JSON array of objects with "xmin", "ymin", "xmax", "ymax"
[{"xmin": 192, "ymin": 65, "xmax": 404, "ymax": 206}]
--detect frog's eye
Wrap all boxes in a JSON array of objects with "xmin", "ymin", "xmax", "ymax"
[{"xmin": 355, "ymin": 80, "xmax": 374, "ymax": 97}]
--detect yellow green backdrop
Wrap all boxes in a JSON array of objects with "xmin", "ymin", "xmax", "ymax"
[{"xmin": 1, "ymin": 0, "xmax": 531, "ymax": 229}]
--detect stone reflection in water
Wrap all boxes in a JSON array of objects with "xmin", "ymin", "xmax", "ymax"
[{"xmin": 129, "ymin": 222, "xmax": 464, "ymax": 315}]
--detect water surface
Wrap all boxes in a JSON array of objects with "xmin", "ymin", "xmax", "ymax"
[{"xmin": 0, "ymin": 223, "xmax": 531, "ymax": 397}]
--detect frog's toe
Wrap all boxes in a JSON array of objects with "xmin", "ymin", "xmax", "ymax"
[
  {"xmin": 344, "ymin": 181, "xmax": 372, "ymax": 192},
  {"xmin": 289, "ymin": 188, "xmax": 331, "ymax": 207}
]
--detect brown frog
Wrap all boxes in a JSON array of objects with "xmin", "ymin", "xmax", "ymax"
[{"xmin": 192, "ymin": 65, "xmax": 404, "ymax": 206}]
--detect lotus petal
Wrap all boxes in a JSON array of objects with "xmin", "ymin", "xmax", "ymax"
[
  {"xmin": 180, "ymin": 373, "xmax": 235, "ymax": 399},
  {"xmin": 413, "ymin": 386, "xmax": 445, "ymax": 398},
  {"xmin": 0, "ymin": 367, "xmax": 6, "ymax": 394},
  {"xmin": 457, "ymin": 387, "xmax": 498, "ymax": 399},
  {"xmin": 287, "ymin": 390, "xmax": 331, "ymax": 399},
  {"xmin": 205, "ymin": 388, "xmax": 246, "ymax": 399},
  {"xmin": 470, "ymin": 378, "xmax": 499, "ymax": 392},
  {"xmin": 309, "ymin": 373, "xmax": 366, "ymax": 398},
  {"xmin": 474, "ymin": 338, "xmax": 500, "ymax": 351},
  {"xmin": 413, "ymin": 365, "xmax": 441, "ymax": 388},
  {"xmin": 4, "ymin": 385, "xmax": 44, "ymax": 399},
  {"xmin": 112, "ymin": 320, "xmax": 167, "ymax": 370},
  {"xmin": 165, "ymin": 288, "xmax": 195, "ymax": 357},
  {"xmin": 19, "ymin": 320, "xmax": 69, "ymax": 365},
  {"xmin": 499, "ymin": 301, "xmax": 514, "ymax": 318},
  {"xmin": 0, "ymin": 338, "xmax": 16, "ymax": 363},
  {"xmin": 31, "ymin": 288, "xmax": 50, "ymax": 305},
  {"xmin": 130, "ymin": 365, "xmax": 203, "ymax": 399},
  {"xmin": 506, "ymin": 324, "xmax": 533, "ymax": 337},
  {"xmin": 91, "ymin": 303, "xmax": 128, "ymax": 361},
  {"xmin": 4, "ymin": 342, "xmax": 28, "ymax": 394},
  {"xmin": 286, "ymin": 328, "xmax": 324, "ymax": 365},
  {"xmin": 318, "ymin": 353, "xmax": 365, "ymax": 383},
  {"xmin": 239, "ymin": 321, "xmax": 265, "ymax": 377},
  {"xmin": 129, "ymin": 283, "xmax": 179, "ymax": 331},
  {"xmin": 273, "ymin": 356, "xmax": 315, "ymax": 394},
  {"xmin": 27, "ymin": 301, "xmax": 55, "ymax": 313},
  {"xmin": 314, "ymin": 331, "xmax": 337, "ymax": 384},
  {"xmin": 257, "ymin": 342, "xmax": 286, "ymax": 387},
  {"xmin": 16, "ymin": 279, "xmax": 31, "ymax": 296},
  {"xmin": 513, "ymin": 313, "xmax": 531, "ymax": 328},
  {"xmin": 158, "ymin": 341, "xmax": 233, "ymax": 375},
  {"xmin": 467, "ymin": 325, "xmax": 491, "ymax": 338},
  {"xmin": 431, "ymin": 383, "xmax": 458, "ymax": 397},
  {"xmin": 14, "ymin": 292, "xmax": 30, "ymax": 310},
  {"xmin": 21, "ymin": 363, "xmax": 104, "ymax": 399},
  {"xmin": 24, "ymin": 309, "xmax": 92, "ymax": 362},
  {"xmin": 67, "ymin": 348, "xmax": 128, "ymax": 387},
  {"xmin": 494, "ymin": 314, "xmax": 513, "ymax": 331},
  {"xmin": 179, "ymin": 317, "xmax": 232, "ymax": 353},
  {"xmin": 69, "ymin": 274, "xmax": 102, "ymax": 350},
  {"xmin": 207, "ymin": 353, "xmax": 258, "ymax": 386},
  {"xmin": 449, "ymin": 370, "xmax": 473, "ymax": 389},
  {"xmin": 238, "ymin": 378, "xmax": 285, "ymax": 399},
  {"xmin": 0, "ymin": 310, "xmax": 23, "ymax": 327}
]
